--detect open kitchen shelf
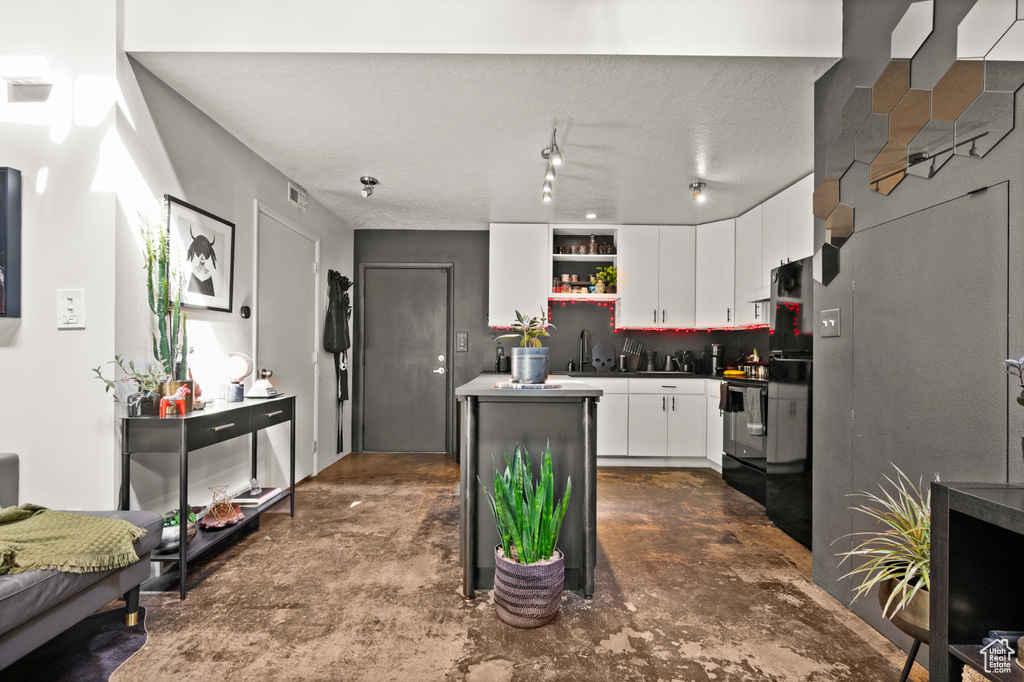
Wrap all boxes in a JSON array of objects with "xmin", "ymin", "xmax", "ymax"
[
  {"xmin": 553, "ymin": 254, "xmax": 617, "ymax": 262},
  {"xmin": 549, "ymin": 293, "xmax": 618, "ymax": 301}
]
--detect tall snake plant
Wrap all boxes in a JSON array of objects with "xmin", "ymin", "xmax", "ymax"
[
  {"xmin": 479, "ymin": 443, "xmax": 571, "ymax": 564},
  {"xmin": 143, "ymin": 217, "xmax": 188, "ymax": 381}
]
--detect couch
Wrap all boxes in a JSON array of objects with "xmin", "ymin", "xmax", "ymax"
[{"xmin": 0, "ymin": 453, "xmax": 162, "ymax": 670}]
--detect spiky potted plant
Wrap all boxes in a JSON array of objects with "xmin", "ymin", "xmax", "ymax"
[
  {"xmin": 479, "ymin": 443, "xmax": 571, "ymax": 628},
  {"xmin": 143, "ymin": 216, "xmax": 193, "ymax": 412},
  {"xmin": 836, "ymin": 465, "xmax": 933, "ymax": 667},
  {"xmin": 494, "ymin": 309, "xmax": 554, "ymax": 384}
]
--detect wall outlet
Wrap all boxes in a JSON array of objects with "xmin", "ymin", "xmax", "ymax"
[
  {"xmin": 820, "ymin": 308, "xmax": 840, "ymax": 337},
  {"xmin": 56, "ymin": 289, "xmax": 85, "ymax": 329},
  {"xmin": 456, "ymin": 331, "xmax": 469, "ymax": 352}
]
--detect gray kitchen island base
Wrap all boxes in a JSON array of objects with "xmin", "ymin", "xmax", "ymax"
[{"xmin": 457, "ymin": 376, "xmax": 600, "ymax": 599}]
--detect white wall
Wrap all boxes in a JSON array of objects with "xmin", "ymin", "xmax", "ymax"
[
  {"xmin": 0, "ymin": 0, "xmax": 354, "ymax": 511},
  {"xmin": 115, "ymin": 57, "xmax": 354, "ymax": 515},
  {"xmin": 0, "ymin": 0, "xmax": 119, "ymax": 509}
]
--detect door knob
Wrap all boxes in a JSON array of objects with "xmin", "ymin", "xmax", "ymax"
[{"xmin": 432, "ymin": 367, "xmax": 445, "ymax": 375}]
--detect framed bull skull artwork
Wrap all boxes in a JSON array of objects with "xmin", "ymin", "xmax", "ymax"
[{"xmin": 165, "ymin": 195, "xmax": 235, "ymax": 313}]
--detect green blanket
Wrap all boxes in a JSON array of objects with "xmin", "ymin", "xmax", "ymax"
[{"xmin": 0, "ymin": 504, "xmax": 145, "ymax": 575}]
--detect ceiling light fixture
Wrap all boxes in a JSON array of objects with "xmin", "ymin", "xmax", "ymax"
[
  {"xmin": 689, "ymin": 181, "xmax": 706, "ymax": 203},
  {"xmin": 360, "ymin": 176, "xmax": 378, "ymax": 198},
  {"xmin": 540, "ymin": 129, "xmax": 563, "ymax": 202},
  {"xmin": 586, "ymin": 213, "xmax": 597, "ymax": 219}
]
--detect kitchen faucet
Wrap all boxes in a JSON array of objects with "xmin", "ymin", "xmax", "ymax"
[{"xmin": 578, "ymin": 329, "xmax": 589, "ymax": 371}]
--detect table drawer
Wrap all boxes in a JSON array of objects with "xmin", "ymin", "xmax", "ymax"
[
  {"xmin": 187, "ymin": 411, "xmax": 251, "ymax": 450},
  {"xmin": 251, "ymin": 400, "xmax": 292, "ymax": 431}
]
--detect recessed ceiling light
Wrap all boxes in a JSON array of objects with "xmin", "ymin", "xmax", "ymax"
[{"xmin": 586, "ymin": 213, "xmax": 597, "ymax": 219}]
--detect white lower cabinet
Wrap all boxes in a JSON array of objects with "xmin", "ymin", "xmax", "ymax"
[
  {"xmin": 705, "ymin": 380, "xmax": 725, "ymax": 467},
  {"xmin": 627, "ymin": 393, "xmax": 669, "ymax": 457},
  {"xmin": 627, "ymin": 379, "xmax": 706, "ymax": 459},
  {"xmin": 666, "ymin": 394, "xmax": 706, "ymax": 457},
  {"xmin": 588, "ymin": 378, "xmax": 628, "ymax": 458}
]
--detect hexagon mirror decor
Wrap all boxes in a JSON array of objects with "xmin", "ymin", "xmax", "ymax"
[
  {"xmin": 813, "ymin": 177, "xmax": 840, "ymax": 219},
  {"xmin": 873, "ymin": 61, "xmax": 911, "ymax": 114},
  {"xmin": 817, "ymin": 0, "xmax": 1024, "ymax": 287},
  {"xmin": 855, "ymin": 113, "xmax": 890, "ymax": 164},
  {"xmin": 826, "ymin": 133, "xmax": 856, "ymax": 180},
  {"xmin": 889, "ymin": 89, "xmax": 931, "ymax": 144},
  {"xmin": 985, "ymin": 60, "xmax": 1024, "ymax": 92},
  {"xmin": 932, "ymin": 60, "xmax": 985, "ymax": 120},
  {"xmin": 869, "ymin": 142, "xmax": 908, "ymax": 194},
  {"xmin": 954, "ymin": 90, "xmax": 1015, "ymax": 157},
  {"xmin": 986, "ymin": 21, "xmax": 1024, "ymax": 61},
  {"xmin": 957, "ymin": 0, "xmax": 1018, "ymax": 59},
  {"xmin": 907, "ymin": 119, "xmax": 955, "ymax": 178},
  {"xmin": 825, "ymin": 204, "xmax": 854, "ymax": 245},
  {"xmin": 891, "ymin": 0, "xmax": 934, "ymax": 59},
  {"xmin": 841, "ymin": 87, "xmax": 873, "ymax": 135}
]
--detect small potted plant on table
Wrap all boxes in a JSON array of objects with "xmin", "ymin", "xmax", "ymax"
[
  {"xmin": 479, "ymin": 443, "xmax": 571, "ymax": 628},
  {"xmin": 93, "ymin": 354, "xmax": 166, "ymax": 416},
  {"xmin": 495, "ymin": 309, "xmax": 554, "ymax": 384}
]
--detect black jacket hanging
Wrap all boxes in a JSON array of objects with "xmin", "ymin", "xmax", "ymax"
[{"xmin": 324, "ymin": 269, "xmax": 352, "ymax": 452}]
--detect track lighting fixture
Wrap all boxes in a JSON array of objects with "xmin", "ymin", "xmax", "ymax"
[
  {"xmin": 360, "ymin": 176, "xmax": 378, "ymax": 198},
  {"xmin": 541, "ymin": 128, "xmax": 562, "ymax": 166},
  {"xmin": 540, "ymin": 129, "xmax": 562, "ymax": 202},
  {"xmin": 689, "ymin": 181, "xmax": 706, "ymax": 203}
]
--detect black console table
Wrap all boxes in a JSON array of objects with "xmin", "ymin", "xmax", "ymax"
[
  {"xmin": 931, "ymin": 482, "xmax": 1024, "ymax": 681},
  {"xmin": 120, "ymin": 395, "xmax": 296, "ymax": 599}
]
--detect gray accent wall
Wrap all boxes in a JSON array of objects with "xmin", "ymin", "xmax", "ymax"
[
  {"xmin": 354, "ymin": 230, "xmax": 492, "ymax": 452},
  {"xmin": 813, "ymin": 0, "xmax": 1024, "ymax": 660}
]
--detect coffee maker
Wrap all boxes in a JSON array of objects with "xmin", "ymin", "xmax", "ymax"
[{"xmin": 709, "ymin": 344, "xmax": 724, "ymax": 375}]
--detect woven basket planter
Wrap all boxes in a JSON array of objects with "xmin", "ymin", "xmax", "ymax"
[{"xmin": 493, "ymin": 546, "xmax": 564, "ymax": 628}]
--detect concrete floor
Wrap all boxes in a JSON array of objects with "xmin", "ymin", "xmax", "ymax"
[{"xmin": 115, "ymin": 453, "xmax": 925, "ymax": 681}]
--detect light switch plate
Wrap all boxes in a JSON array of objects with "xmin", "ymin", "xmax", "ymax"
[
  {"xmin": 456, "ymin": 331, "xmax": 469, "ymax": 352},
  {"xmin": 56, "ymin": 288, "xmax": 85, "ymax": 329},
  {"xmin": 820, "ymin": 308, "xmax": 840, "ymax": 337}
]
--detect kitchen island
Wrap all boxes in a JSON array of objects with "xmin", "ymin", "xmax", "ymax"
[{"xmin": 456, "ymin": 374, "xmax": 601, "ymax": 599}]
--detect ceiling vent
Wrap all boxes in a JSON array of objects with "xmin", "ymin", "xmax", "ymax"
[{"xmin": 287, "ymin": 182, "xmax": 308, "ymax": 211}]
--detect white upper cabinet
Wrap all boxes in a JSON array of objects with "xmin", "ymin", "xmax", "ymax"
[
  {"xmin": 788, "ymin": 174, "xmax": 815, "ymax": 262},
  {"xmin": 658, "ymin": 225, "xmax": 696, "ymax": 328},
  {"xmin": 488, "ymin": 223, "xmax": 551, "ymax": 326},
  {"xmin": 617, "ymin": 225, "xmax": 695, "ymax": 328},
  {"xmin": 759, "ymin": 173, "xmax": 814, "ymax": 290},
  {"xmin": 734, "ymin": 204, "xmax": 764, "ymax": 323},
  {"xmin": 695, "ymin": 219, "xmax": 736, "ymax": 328},
  {"xmin": 616, "ymin": 225, "xmax": 661, "ymax": 328},
  {"xmin": 761, "ymin": 190, "xmax": 789, "ymax": 290}
]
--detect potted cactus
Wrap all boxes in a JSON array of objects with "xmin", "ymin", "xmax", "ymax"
[
  {"xmin": 479, "ymin": 443, "xmax": 571, "ymax": 628},
  {"xmin": 494, "ymin": 309, "xmax": 554, "ymax": 384},
  {"xmin": 143, "ymin": 216, "xmax": 194, "ymax": 412}
]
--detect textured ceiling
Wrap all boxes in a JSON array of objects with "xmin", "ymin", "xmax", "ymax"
[{"xmin": 133, "ymin": 52, "xmax": 836, "ymax": 230}]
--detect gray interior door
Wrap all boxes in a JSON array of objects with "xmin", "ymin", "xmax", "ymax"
[{"xmin": 360, "ymin": 264, "xmax": 451, "ymax": 452}]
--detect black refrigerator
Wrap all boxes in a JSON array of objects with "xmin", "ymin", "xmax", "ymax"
[{"xmin": 766, "ymin": 258, "xmax": 813, "ymax": 548}]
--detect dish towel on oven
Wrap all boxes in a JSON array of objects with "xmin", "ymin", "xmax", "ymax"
[{"xmin": 745, "ymin": 388, "xmax": 764, "ymax": 436}]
